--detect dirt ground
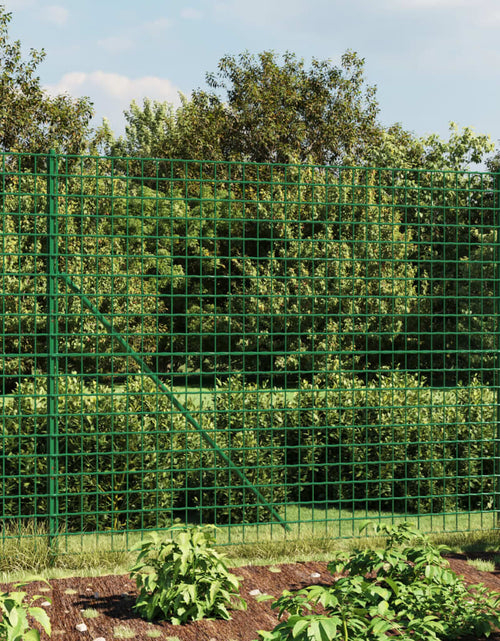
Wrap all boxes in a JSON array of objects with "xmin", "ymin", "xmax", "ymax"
[{"xmin": 2, "ymin": 555, "xmax": 500, "ymax": 641}]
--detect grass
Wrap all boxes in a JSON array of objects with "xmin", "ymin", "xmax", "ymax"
[
  {"xmin": 0, "ymin": 508, "xmax": 499, "ymax": 584},
  {"xmin": 81, "ymin": 607, "xmax": 100, "ymax": 618},
  {"xmin": 113, "ymin": 624, "xmax": 136, "ymax": 639},
  {"xmin": 466, "ymin": 555, "xmax": 500, "ymax": 572},
  {"xmin": 111, "ymin": 384, "xmax": 215, "ymax": 409},
  {"xmin": 467, "ymin": 558, "xmax": 496, "ymax": 572}
]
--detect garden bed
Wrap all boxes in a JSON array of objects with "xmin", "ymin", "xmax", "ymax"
[{"xmin": 2, "ymin": 555, "xmax": 500, "ymax": 641}]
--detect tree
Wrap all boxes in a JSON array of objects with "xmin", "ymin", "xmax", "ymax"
[
  {"xmin": 200, "ymin": 49, "xmax": 382, "ymax": 165},
  {"xmin": 363, "ymin": 123, "xmax": 497, "ymax": 384},
  {"xmin": 102, "ymin": 50, "xmax": 383, "ymax": 166},
  {"xmin": 103, "ymin": 99, "xmax": 177, "ymax": 160},
  {"xmin": 366, "ymin": 121, "xmax": 495, "ymax": 171},
  {"xmin": 0, "ymin": 6, "xmax": 93, "ymax": 155}
]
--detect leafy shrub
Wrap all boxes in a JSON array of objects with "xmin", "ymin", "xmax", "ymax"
[
  {"xmin": 0, "ymin": 375, "xmax": 284, "ymax": 530},
  {"xmin": 1, "ymin": 368, "xmax": 494, "ymax": 533},
  {"xmin": 213, "ymin": 372, "xmax": 495, "ymax": 513},
  {"xmin": 0, "ymin": 376, "xmax": 203, "ymax": 530},
  {"xmin": 1, "ymin": 168, "xmax": 422, "ymax": 384},
  {"xmin": 129, "ymin": 525, "xmax": 245, "ymax": 623},
  {"xmin": 0, "ymin": 583, "xmax": 51, "ymax": 641},
  {"xmin": 1, "ymin": 176, "xmax": 182, "ymax": 383},
  {"xmin": 255, "ymin": 521, "xmax": 500, "ymax": 641}
]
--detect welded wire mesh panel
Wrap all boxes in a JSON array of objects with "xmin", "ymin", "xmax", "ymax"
[
  {"xmin": 1, "ymin": 153, "xmax": 52, "ymax": 538},
  {"xmin": 0, "ymin": 152, "xmax": 499, "ymax": 549}
]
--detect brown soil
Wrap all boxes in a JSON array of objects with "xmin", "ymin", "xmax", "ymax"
[{"xmin": 3, "ymin": 555, "xmax": 500, "ymax": 641}]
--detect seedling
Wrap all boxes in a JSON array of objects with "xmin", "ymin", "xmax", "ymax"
[
  {"xmin": 255, "ymin": 521, "xmax": 500, "ymax": 641},
  {"xmin": 0, "ymin": 582, "xmax": 52, "ymax": 641},
  {"xmin": 130, "ymin": 525, "xmax": 246, "ymax": 624}
]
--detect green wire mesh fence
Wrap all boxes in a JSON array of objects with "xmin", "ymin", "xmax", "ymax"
[{"xmin": 1, "ymin": 151, "xmax": 500, "ymax": 549}]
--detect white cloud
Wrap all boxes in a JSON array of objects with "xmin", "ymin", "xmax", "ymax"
[
  {"xmin": 211, "ymin": 0, "xmax": 338, "ymax": 36},
  {"xmin": 142, "ymin": 17, "xmax": 172, "ymax": 36},
  {"xmin": 45, "ymin": 71, "xmax": 181, "ymax": 134},
  {"xmin": 5, "ymin": 1, "xmax": 69, "ymax": 23},
  {"xmin": 474, "ymin": 7, "xmax": 500, "ymax": 27},
  {"xmin": 181, "ymin": 7, "xmax": 203, "ymax": 19},
  {"xmin": 212, "ymin": 0, "xmax": 308, "ymax": 25},
  {"xmin": 43, "ymin": 4, "xmax": 69, "ymax": 25},
  {"xmin": 98, "ymin": 35, "xmax": 134, "ymax": 53},
  {"xmin": 47, "ymin": 71, "xmax": 179, "ymax": 102},
  {"xmin": 97, "ymin": 19, "xmax": 171, "ymax": 52}
]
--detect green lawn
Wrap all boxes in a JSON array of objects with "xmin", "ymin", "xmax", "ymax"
[{"xmin": 1, "ymin": 507, "xmax": 498, "ymax": 584}]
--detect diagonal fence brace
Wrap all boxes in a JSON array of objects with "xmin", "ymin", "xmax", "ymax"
[{"xmin": 60, "ymin": 273, "xmax": 290, "ymax": 532}]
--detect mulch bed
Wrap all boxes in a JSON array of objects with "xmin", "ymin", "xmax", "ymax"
[{"xmin": 2, "ymin": 555, "xmax": 500, "ymax": 641}]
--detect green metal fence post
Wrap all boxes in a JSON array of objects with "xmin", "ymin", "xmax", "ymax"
[
  {"xmin": 46, "ymin": 150, "xmax": 59, "ymax": 549},
  {"xmin": 495, "ymin": 171, "xmax": 500, "ymax": 527}
]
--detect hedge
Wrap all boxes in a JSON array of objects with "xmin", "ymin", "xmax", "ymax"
[{"xmin": 0, "ymin": 371, "xmax": 494, "ymax": 532}]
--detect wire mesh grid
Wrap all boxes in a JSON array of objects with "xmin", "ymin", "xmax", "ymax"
[{"xmin": 1, "ymin": 152, "xmax": 499, "ymax": 549}]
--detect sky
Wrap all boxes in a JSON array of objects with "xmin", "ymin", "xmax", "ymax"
[{"xmin": 2, "ymin": 0, "xmax": 500, "ymax": 161}]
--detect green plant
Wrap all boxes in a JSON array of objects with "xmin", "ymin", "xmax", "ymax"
[
  {"xmin": 0, "ymin": 583, "xmax": 51, "ymax": 641},
  {"xmin": 213, "ymin": 374, "xmax": 494, "ymax": 514},
  {"xmin": 467, "ymin": 558, "xmax": 496, "ymax": 572},
  {"xmin": 113, "ymin": 625, "xmax": 135, "ymax": 639},
  {"xmin": 129, "ymin": 525, "xmax": 246, "ymax": 624},
  {"xmin": 81, "ymin": 608, "xmax": 99, "ymax": 618},
  {"xmin": 255, "ymin": 521, "xmax": 500, "ymax": 641},
  {"xmin": 0, "ymin": 376, "xmax": 206, "ymax": 531}
]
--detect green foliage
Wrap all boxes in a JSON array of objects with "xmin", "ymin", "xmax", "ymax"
[
  {"xmin": 0, "ymin": 374, "xmax": 284, "ymax": 529},
  {"xmin": 3, "ymin": 154, "xmax": 495, "ymax": 388},
  {"xmin": 1, "ymin": 164, "xmax": 425, "ymax": 383},
  {"xmin": 0, "ymin": 583, "xmax": 51, "ymax": 641},
  {"xmin": 367, "ymin": 121, "xmax": 495, "ymax": 171},
  {"xmin": 0, "ymin": 173, "xmax": 184, "ymax": 381},
  {"xmin": 1, "ymin": 370, "xmax": 492, "ymax": 530},
  {"xmin": 213, "ymin": 373, "xmax": 495, "ymax": 513},
  {"xmin": 364, "ymin": 121, "xmax": 497, "ymax": 385},
  {"xmin": 129, "ymin": 525, "xmax": 246, "ymax": 624},
  {"xmin": 0, "ymin": 7, "xmax": 93, "ymax": 155},
  {"xmin": 102, "ymin": 50, "xmax": 382, "ymax": 166},
  {"xmin": 255, "ymin": 522, "xmax": 500, "ymax": 641},
  {"xmin": 216, "ymin": 167, "xmax": 419, "ymax": 376},
  {"xmin": 0, "ymin": 376, "xmax": 201, "ymax": 530}
]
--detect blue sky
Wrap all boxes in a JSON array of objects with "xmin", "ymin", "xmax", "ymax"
[{"xmin": 3, "ymin": 0, "xmax": 500, "ymax": 158}]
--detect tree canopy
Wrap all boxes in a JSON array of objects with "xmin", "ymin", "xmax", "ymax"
[
  {"xmin": 0, "ymin": 6, "xmax": 94, "ymax": 155},
  {"xmin": 104, "ymin": 50, "xmax": 384, "ymax": 166},
  {"xmin": 102, "ymin": 49, "xmax": 497, "ymax": 175}
]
